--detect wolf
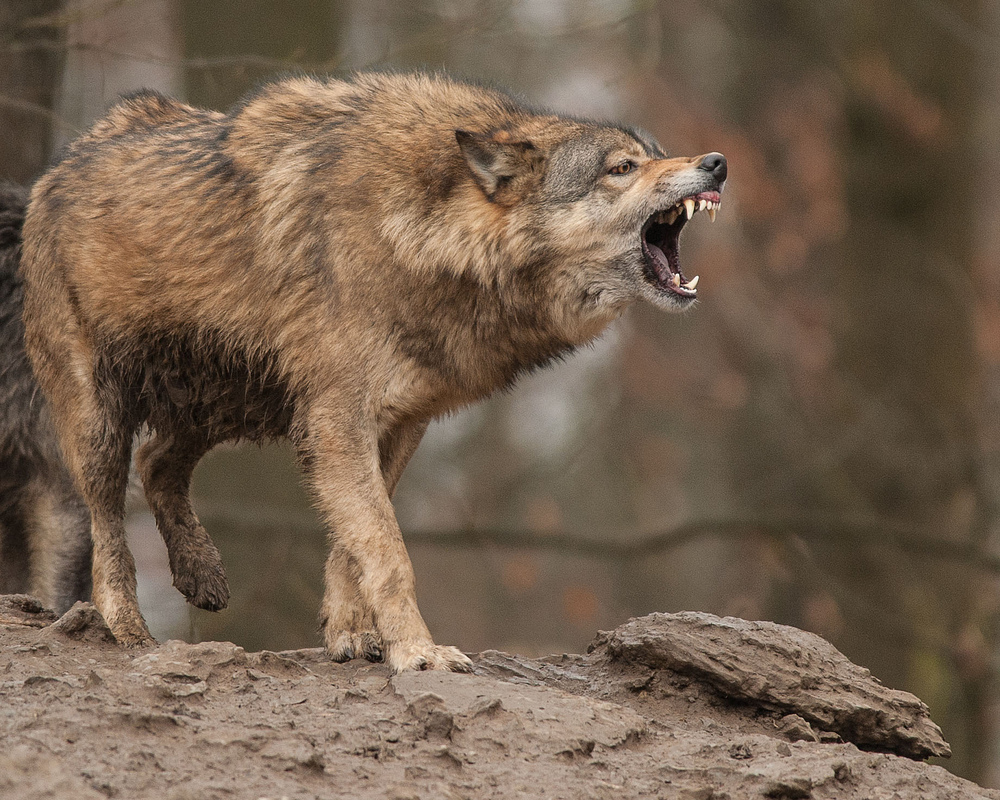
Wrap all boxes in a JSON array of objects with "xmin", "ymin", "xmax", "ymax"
[
  {"xmin": 21, "ymin": 71, "xmax": 726, "ymax": 672},
  {"xmin": 0, "ymin": 183, "xmax": 92, "ymax": 612}
]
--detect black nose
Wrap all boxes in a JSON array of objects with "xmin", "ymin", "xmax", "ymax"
[{"xmin": 698, "ymin": 152, "xmax": 727, "ymax": 182}]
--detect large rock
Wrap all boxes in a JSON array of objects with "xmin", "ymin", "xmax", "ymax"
[
  {"xmin": 0, "ymin": 594, "xmax": 57, "ymax": 628},
  {"xmin": 1, "ymin": 597, "xmax": 994, "ymax": 799},
  {"xmin": 40, "ymin": 602, "xmax": 116, "ymax": 644},
  {"xmin": 598, "ymin": 611, "xmax": 950, "ymax": 759}
]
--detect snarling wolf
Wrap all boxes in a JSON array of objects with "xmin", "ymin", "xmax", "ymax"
[
  {"xmin": 0, "ymin": 184, "xmax": 92, "ymax": 612},
  {"xmin": 21, "ymin": 72, "xmax": 727, "ymax": 672}
]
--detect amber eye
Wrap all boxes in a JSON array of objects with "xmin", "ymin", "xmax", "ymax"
[{"xmin": 609, "ymin": 161, "xmax": 635, "ymax": 175}]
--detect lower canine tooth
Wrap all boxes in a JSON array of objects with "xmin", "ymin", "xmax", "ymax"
[
  {"xmin": 708, "ymin": 208, "xmax": 717, "ymax": 222},
  {"xmin": 683, "ymin": 198, "xmax": 696, "ymax": 219},
  {"xmin": 683, "ymin": 275, "xmax": 699, "ymax": 290},
  {"xmin": 670, "ymin": 273, "xmax": 681, "ymax": 288}
]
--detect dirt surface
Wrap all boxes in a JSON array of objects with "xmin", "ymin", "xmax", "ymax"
[{"xmin": 1, "ymin": 596, "xmax": 995, "ymax": 800}]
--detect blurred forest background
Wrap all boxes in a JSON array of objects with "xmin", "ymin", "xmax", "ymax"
[{"xmin": 4, "ymin": 0, "xmax": 1000, "ymax": 784}]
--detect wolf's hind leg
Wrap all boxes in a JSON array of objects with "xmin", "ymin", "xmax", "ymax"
[
  {"xmin": 136, "ymin": 432, "xmax": 229, "ymax": 611},
  {"xmin": 60, "ymin": 403, "xmax": 149, "ymax": 647},
  {"xmin": 24, "ymin": 473, "xmax": 93, "ymax": 613}
]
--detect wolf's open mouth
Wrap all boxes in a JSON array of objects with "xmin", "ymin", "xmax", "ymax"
[{"xmin": 641, "ymin": 190, "xmax": 721, "ymax": 298}]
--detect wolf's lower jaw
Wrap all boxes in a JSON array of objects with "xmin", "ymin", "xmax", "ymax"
[{"xmin": 642, "ymin": 189, "xmax": 721, "ymax": 298}]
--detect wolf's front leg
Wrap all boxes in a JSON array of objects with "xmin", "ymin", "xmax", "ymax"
[
  {"xmin": 298, "ymin": 406, "xmax": 472, "ymax": 673},
  {"xmin": 379, "ymin": 419, "xmax": 429, "ymax": 498},
  {"xmin": 319, "ymin": 543, "xmax": 383, "ymax": 663},
  {"xmin": 320, "ymin": 418, "xmax": 433, "ymax": 663}
]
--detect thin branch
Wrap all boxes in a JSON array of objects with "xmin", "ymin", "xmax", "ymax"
[
  {"xmin": 0, "ymin": 95, "xmax": 82, "ymax": 135},
  {"xmin": 401, "ymin": 515, "xmax": 1000, "ymax": 570},
  {"xmin": 186, "ymin": 499, "xmax": 1000, "ymax": 572},
  {"xmin": 20, "ymin": 0, "xmax": 150, "ymax": 32},
  {"xmin": 4, "ymin": 38, "xmax": 343, "ymax": 74}
]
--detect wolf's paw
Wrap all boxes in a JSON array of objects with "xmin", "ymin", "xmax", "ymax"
[
  {"xmin": 172, "ymin": 557, "xmax": 230, "ymax": 612},
  {"xmin": 326, "ymin": 629, "xmax": 384, "ymax": 663},
  {"xmin": 105, "ymin": 613, "xmax": 155, "ymax": 649},
  {"xmin": 118, "ymin": 632, "xmax": 156, "ymax": 649},
  {"xmin": 386, "ymin": 641, "xmax": 473, "ymax": 673}
]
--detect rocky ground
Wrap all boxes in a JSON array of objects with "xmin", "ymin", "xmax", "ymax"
[{"xmin": 0, "ymin": 595, "xmax": 994, "ymax": 799}]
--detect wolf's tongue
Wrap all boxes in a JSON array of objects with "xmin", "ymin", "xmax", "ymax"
[{"xmin": 647, "ymin": 241, "xmax": 679, "ymax": 287}]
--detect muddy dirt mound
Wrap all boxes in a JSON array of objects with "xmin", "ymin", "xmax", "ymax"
[{"xmin": 0, "ymin": 596, "xmax": 994, "ymax": 799}]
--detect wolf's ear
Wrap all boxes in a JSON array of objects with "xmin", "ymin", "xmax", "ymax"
[{"xmin": 456, "ymin": 130, "xmax": 538, "ymax": 199}]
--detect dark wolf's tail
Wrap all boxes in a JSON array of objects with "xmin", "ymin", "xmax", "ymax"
[
  {"xmin": 0, "ymin": 183, "xmax": 93, "ymax": 611},
  {"xmin": 0, "ymin": 183, "xmax": 36, "ymax": 466},
  {"xmin": 0, "ymin": 183, "xmax": 28, "ymax": 291}
]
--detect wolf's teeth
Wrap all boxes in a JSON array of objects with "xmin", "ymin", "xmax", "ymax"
[
  {"xmin": 670, "ymin": 273, "xmax": 681, "ymax": 288},
  {"xmin": 708, "ymin": 208, "xmax": 717, "ymax": 222},
  {"xmin": 683, "ymin": 275, "xmax": 699, "ymax": 290},
  {"xmin": 683, "ymin": 198, "xmax": 695, "ymax": 219}
]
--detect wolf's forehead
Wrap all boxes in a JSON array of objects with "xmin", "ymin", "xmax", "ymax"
[
  {"xmin": 553, "ymin": 124, "xmax": 662, "ymax": 158},
  {"xmin": 548, "ymin": 126, "xmax": 654, "ymax": 171},
  {"xmin": 539, "ymin": 129, "xmax": 624, "ymax": 202},
  {"xmin": 619, "ymin": 125, "xmax": 666, "ymax": 158}
]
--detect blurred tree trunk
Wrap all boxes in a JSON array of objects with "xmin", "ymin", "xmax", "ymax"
[
  {"xmin": 832, "ymin": 0, "xmax": 991, "ymax": 780},
  {"xmin": 56, "ymin": 0, "xmax": 182, "ymax": 147},
  {"xmin": 700, "ymin": 0, "xmax": 992, "ymax": 782},
  {"xmin": 0, "ymin": 1, "xmax": 65, "ymax": 183}
]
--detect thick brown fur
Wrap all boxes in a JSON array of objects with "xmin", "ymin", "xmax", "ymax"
[
  {"xmin": 0, "ymin": 183, "xmax": 92, "ymax": 612},
  {"xmin": 21, "ymin": 72, "xmax": 726, "ymax": 671}
]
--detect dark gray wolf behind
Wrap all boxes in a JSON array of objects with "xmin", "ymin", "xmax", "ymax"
[
  {"xmin": 21, "ymin": 71, "xmax": 727, "ymax": 672},
  {"xmin": 0, "ymin": 183, "xmax": 91, "ymax": 612}
]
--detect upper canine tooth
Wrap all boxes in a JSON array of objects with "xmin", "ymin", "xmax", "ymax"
[
  {"xmin": 707, "ymin": 208, "xmax": 717, "ymax": 222},
  {"xmin": 683, "ymin": 198, "xmax": 695, "ymax": 219}
]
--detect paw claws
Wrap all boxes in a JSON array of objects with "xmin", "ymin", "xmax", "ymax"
[
  {"xmin": 96, "ymin": 604, "xmax": 154, "ymax": 649},
  {"xmin": 172, "ymin": 567, "xmax": 230, "ymax": 611},
  {"xmin": 107, "ymin": 621, "xmax": 155, "ymax": 649},
  {"xmin": 326, "ymin": 630, "xmax": 385, "ymax": 663},
  {"xmin": 387, "ymin": 642, "xmax": 473, "ymax": 674}
]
